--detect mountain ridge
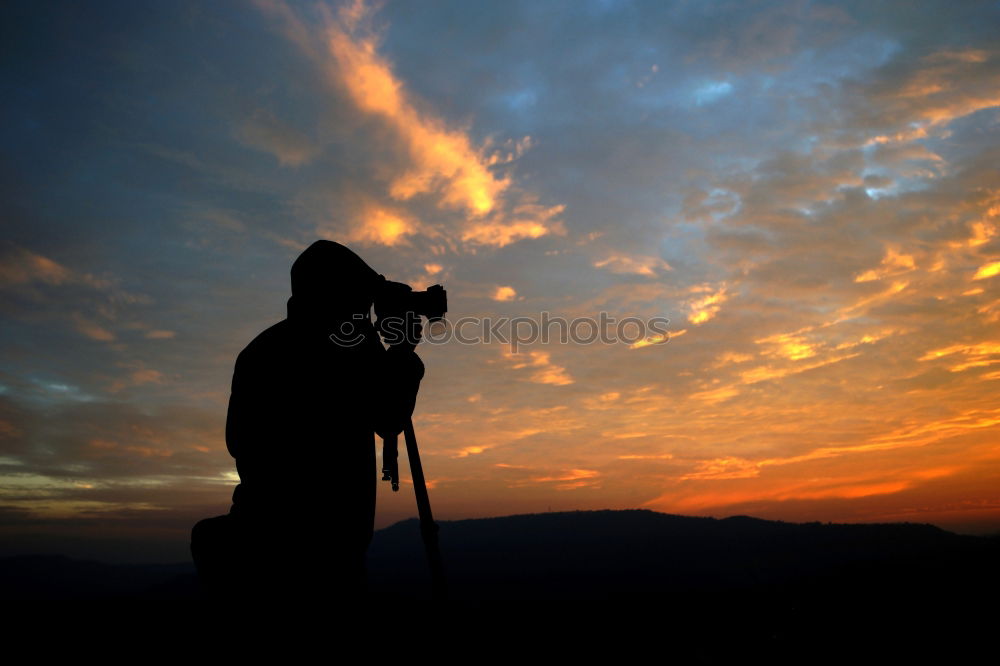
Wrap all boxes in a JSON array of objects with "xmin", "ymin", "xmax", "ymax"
[{"xmin": 3, "ymin": 509, "xmax": 996, "ymax": 601}]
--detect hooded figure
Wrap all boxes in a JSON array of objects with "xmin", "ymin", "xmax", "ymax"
[{"xmin": 193, "ymin": 240, "xmax": 422, "ymax": 599}]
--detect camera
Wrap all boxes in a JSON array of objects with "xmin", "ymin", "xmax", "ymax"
[{"xmin": 374, "ymin": 279, "xmax": 447, "ymax": 346}]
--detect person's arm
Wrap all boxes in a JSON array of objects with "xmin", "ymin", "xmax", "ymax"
[
  {"xmin": 225, "ymin": 351, "xmax": 258, "ymax": 459},
  {"xmin": 225, "ymin": 350, "xmax": 271, "ymax": 506},
  {"xmin": 374, "ymin": 345, "xmax": 424, "ymax": 440}
]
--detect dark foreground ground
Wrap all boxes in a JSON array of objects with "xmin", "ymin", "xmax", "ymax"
[{"xmin": 3, "ymin": 509, "xmax": 998, "ymax": 615}]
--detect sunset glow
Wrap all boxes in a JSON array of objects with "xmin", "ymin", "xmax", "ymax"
[{"xmin": 2, "ymin": 0, "xmax": 1000, "ymax": 561}]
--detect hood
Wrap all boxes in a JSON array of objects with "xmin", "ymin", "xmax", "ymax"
[{"xmin": 288, "ymin": 240, "xmax": 383, "ymax": 322}]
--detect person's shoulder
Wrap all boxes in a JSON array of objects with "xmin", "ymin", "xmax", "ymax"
[{"xmin": 236, "ymin": 320, "xmax": 292, "ymax": 366}]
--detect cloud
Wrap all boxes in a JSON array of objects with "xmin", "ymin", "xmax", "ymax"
[
  {"xmin": 502, "ymin": 350, "xmax": 574, "ymax": 386},
  {"xmin": 0, "ymin": 244, "xmax": 121, "ymax": 296},
  {"xmin": 686, "ymin": 284, "xmax": 728, "ymax": 324},
  {"xmin": 919, "ymin": 342, "xmax": 1000, "ymax": 373},
  {"xmin": 973, "ymin": 261, "xmax": 1000, "ymax": 280},
  {"xmin": 529, "ymin": 468, "xmax": 600, "ymax": 491},
  {"xmin": 842, "ymin": 48, "xmax": 1000, "ymax": 143},
  {"xmin": 256, "ymin": 0, "xmax": 565, "ymax": 249},
  {"xmin": 629, "ymin": 330, "xmax": 676, "ymax": 350},
  {"xmin": 0, "ymin": 244, "xmax": 151, "ymax": 344},
  {"xmin": 235, "ymin": 109, "xmax": 321, "ymax": 167},
  {"xmin": 0, "ymin": 392, "xmax": 230, "ymax": 521},
  {"xmin": 755, "ymin": 332, "xmax": 817, "ymax": 361},
  {"xmin": 343, "ymin": 202, "xmax": 418, "ymax": 246},
  {"xmin": 854, "ymin": 246, "xmax": 917, "ymax": 282},
  {"xmin": 693, "ymin": 80, "xmax": 733, "ymax": 106},
  {"xmin": 594, "ymin": 253, "xmax": 672, "ymax": 277},
  {"xmin": 72, "ymin": 315, "xmax": 116, "ymax": 343},
  {"xmin": 325, "ymin": 18, "xmax": 508, "ymax": 215},
  {"xmin": 0, "ymin": 246, "xmax": 71, "ymax": 287},
  {"xmin": 495, "ymin": 463, "xmax": 601, "ymax": 490},
  {"xmin": 738, "ymin": 352, "xmax": 861, "ymax": 385},
  {"xmin": 459, "ymin": 199, "xmax": 565, "ymax": 248},
  {"xmin": 492, "ymin": 286, "xmax": 517, "ymax": 302},
  {"xmin": 108, "ymin": 363, "xmax": 165, "ymax": 392}
]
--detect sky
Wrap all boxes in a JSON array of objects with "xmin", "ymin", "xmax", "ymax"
[{"xmin": 2, "ymin": 0, "xmax": 999, "ymax": 562}]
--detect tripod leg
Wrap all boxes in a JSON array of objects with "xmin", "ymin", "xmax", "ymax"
[
  {"xmin": 403, "ymin": 419, "xmax": 448, "ymax": 600},
  {"xmin": 381, "ymin": 434, "xmax": 400, "ymax": 491}
]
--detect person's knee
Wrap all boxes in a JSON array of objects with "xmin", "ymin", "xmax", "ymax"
[
  {"xmin": 191, "ymin": 514, "xmax": 240, "ymax": 575},
  {"xmin": 192, "ymin": 515, "xmax": 230, "ymax": 546}
]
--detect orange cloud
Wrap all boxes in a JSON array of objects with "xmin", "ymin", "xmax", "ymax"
[
  {"xmin": 973, "ymin": 261, "xmax": 1000, "ymax": 280},
  {"xmin": 681, "ymin": 457, "xmax": 759, "ymax": 480},
  {"xmin": 528, "ymin": 468, "xmax": 600, "ymax": 490},
  {"xmin": 73, "ymin": 315, "xmax": 115, "ymax": 342},
  {"xmin": 707, "ymin": 408, "xmax": 1000, "ymax": 479},
  {"xmin": 454, "ymin": 445, "xmax": 487, "ymax": 458},
  {"xmin": 711, "ymin": 351, "xmax": 754, "ymax": 367},
  {"xmin": 123, "ymin": 445, "xmax": 173, "ymax": 459},
  {"xmin": 919, "ymin": 342, "xmax": 1000, "ymax": 373},
  {"xmin": 740, "ymin": 353, "xmax": 861, "ymax": 385},
  {"xmin": 345, "ymin": 203, "xmax": 417, "ymax": 246},
  {"xmin": 503, "ymin": 350, "xmax": 574, "ymax": 386},
  {"xmin": 854, "ymin": 246, "xmax": 917, "ymax": 282},
  {"xmin": 834, "ymin": 280, "xmax": 909, "ymax": 321},
  {"xmin": 689, "ymin": 384, "xmax": 741, "ymax": 404},
  {"xmin": 594, "ymin": 254, "xmax": 672, "ymax": 277},
  {"xmin": 664, "ymin": 479, "xmax": 913, "ymax": 512},
  {"xmin": 460, "ymin": 200, "xmax": 566, "ymax": 248},
  {"xmin": 967, "ymin": 220, "xmax": 996, "ymax": 248},
  {"xmin": 492, "ymin": 286, "xmax": 517, "ymax": 302},
  {"xmin": 130, "ymin": 369, "xmax": 164, "ymax": 385},
  {"xmin": 755, "ymin": 332, "xmax": 817, "ymax": 360},
  {"xmin": 861, "ymin": 48, "xmax": 1000, "ymax": 145},
  {"xmin": 687, "ymin": 284, "xmax": 728, "ymax": 324},
  {"xmin": 317, "ymin": 1, "xmax": 563, "ymax": 246},
  {"xmin": 629, "ymin": 330, "xmax": 677, "ymax": 349},
  {"xmin": 0, "ymin": 246, "xmax": 71, "ymax": 286}
]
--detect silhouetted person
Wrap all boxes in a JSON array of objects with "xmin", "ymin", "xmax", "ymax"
[{"xmin": 192, "ymin": 240, "xmax": 423, "ymax": 599}]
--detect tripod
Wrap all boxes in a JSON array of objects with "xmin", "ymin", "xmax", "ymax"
[{"xmin": 382, "ymin": 418, "xmax": 447, "ymax": 599}]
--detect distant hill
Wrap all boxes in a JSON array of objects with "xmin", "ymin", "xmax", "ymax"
[
  {"xmin": 0, "ymin": 554, "xmax": 198, "ymax": 600},
  {"xmin": 3, "ymin": 510, "xmax": 998, "ymax": 611},
  {"xmin": 368, "ymin": 509, "xmax": 1000, "ymax": 604}
]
